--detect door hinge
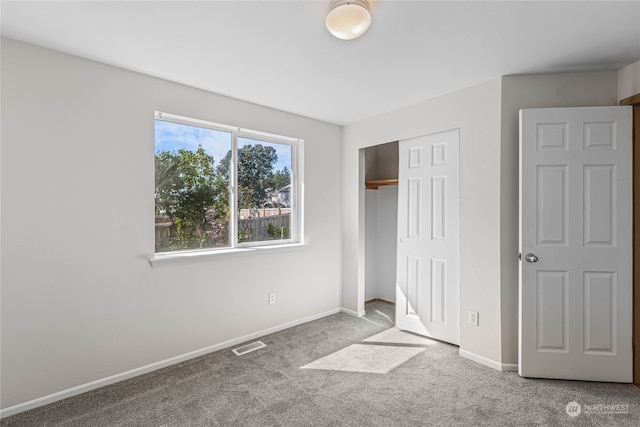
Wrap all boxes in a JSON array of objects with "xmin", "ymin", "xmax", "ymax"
[{"xmin": 518, "ymin": 252, "xmax": 522, "ymax": 261}]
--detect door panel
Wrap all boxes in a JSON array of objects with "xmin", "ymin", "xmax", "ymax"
[
  {"xmin": 406, "ymin": 256, "xmax": 421, "ymax": 317},
  {"xmin": 583, "ymin": 165, "xmax": 616, "ymax": 246},
  {"xmin": 536, "ymin": 165, "xmax": 568, "ymax": 245},
  {"xmin": 396, "ymin": 129, "xmax": 459, "ymax": 345},
  {"xmin": 407, "ymin": 178, "xmax": 422, "ymax": 238},
  {"xmin": 536, "ymin": 270, "xmax": 568, "ymax": 352},
  {"xmin": 583, "ymin": 271, "xmax": 616, "ymax": 354},
  {"xmin": 519, "ymin": 106, "xmax": 632, "ymax": 382}
]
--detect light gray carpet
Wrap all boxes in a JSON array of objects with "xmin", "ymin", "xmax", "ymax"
[
  {"xmin": 363, "ymin": 327, "xmax": 437, "ymax": 346},
  {"xmin": 2, "ymin": 301, "xmax": 639, "ymax": 426},
  {"xmin": 301, "ymin": 344, "xmax": 425, "ymax": 374}
]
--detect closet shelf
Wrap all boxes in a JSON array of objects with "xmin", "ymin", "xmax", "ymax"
[{"xmin": 365, "ymin": 179, "xmax": 398, "ymax": 190}]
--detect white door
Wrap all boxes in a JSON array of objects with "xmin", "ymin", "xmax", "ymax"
[
  {"xmin": 519, "ymin": 106, "xmax": 633, "ymax": 382},
  {"xmin": 396, "ymin": 129, "xmax": 459, "ymax": 345}
]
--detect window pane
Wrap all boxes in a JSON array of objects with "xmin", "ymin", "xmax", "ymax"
[
  {"xmin": 237, "ymin": 137, "xmax": 292, "ymax": 243},
  {"xmin": 155, "ymin": 120, "xmax": 232, "ymax": 252}
]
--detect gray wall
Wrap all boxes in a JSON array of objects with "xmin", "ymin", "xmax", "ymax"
[
  {"xmin": 1, "ymin": 38, "xmax": 343, "ymax": 410},
  {"xmin": 364, "ymin": 142, "xmax": 399, "ymax": 182},
  {"xmin": 617, "ymin": 59, "xmax": 640, "ymax": 100},
  {"xmin": 364, "ymin": 185, "xmax": 397, "ymax": 303},
  {"xmin": 343, "ymin": 78, "xmax": 505, "ymax": 365}
]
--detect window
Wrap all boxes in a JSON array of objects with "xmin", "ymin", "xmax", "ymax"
[{"xmin": 154, "ymin": 112, "xmax": 301, "ymax": 255}]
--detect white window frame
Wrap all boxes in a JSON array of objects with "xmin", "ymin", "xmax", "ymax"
[{"xmin": 152, "ymin": 111, "xmax": 304, "ymax": 261}]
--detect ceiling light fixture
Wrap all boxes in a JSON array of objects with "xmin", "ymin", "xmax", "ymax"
[{"xmin": 325, "ymin": 0, "xmax": 372, "ymax": 40}]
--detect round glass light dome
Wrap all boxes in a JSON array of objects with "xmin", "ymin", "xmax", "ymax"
[{"xmin": 325, "ymin": 0, "xmax": 371, "ymax": 40}]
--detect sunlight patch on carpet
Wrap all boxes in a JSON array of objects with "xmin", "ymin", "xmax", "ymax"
[
  {"xmin": 363, "ymin": 328, "xmax": 437, "ymax": 346},
  {"xmin": 300, "ymin": 344, "xmax": 425, "ymax": 374}
]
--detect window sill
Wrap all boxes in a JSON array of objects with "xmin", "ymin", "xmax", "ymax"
[{"xmin": 149, "ymin": 243, "xmax": 308, "ymax": 267}]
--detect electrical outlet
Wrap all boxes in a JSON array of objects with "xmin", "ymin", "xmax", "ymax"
[
  {"xmin": 469, "ymin": 311, "xmax": 479, "ymax": 326},
  {"xmin": 269, "ymin": 292, "xmax": 276, "ymax": 305}
]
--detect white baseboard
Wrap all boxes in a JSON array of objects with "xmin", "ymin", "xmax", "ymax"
[
  {"xmin": 501, "ymin": 362, "xmax": 518, "ymax": 372},
  {"xmin": 459, "ymin": 349, "xmax": 518, "ymax": 372},
  {"xmin": 340, "ymin": 307, "xmax": 366, "ymax": 317},
  {"xmin": 0, "ymin": 308, "xmax": 341, "ymax": 419}
]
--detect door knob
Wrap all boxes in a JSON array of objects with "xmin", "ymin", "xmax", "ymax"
[
  {"xmin": 525, "ymin": 253, "xmax": 538, "ymax": 263},
  {"xmin": 400, "ymin": 237, "xmax": 406, "ymax": 243}
]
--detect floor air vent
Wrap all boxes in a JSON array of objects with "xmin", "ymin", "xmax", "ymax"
[{"xmin": 232, "ymin": 340, "xmax": 267, "ymax": 356}]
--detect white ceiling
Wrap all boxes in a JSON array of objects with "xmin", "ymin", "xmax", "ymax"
[{"xmin": 2, "ymin": 1, "xmax": 639, "ymax": 125}]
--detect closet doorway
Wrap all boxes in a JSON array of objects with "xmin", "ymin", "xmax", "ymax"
[{"xmin": 364, "ymin": 141, "xmax": 399, "ymax": 308}]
